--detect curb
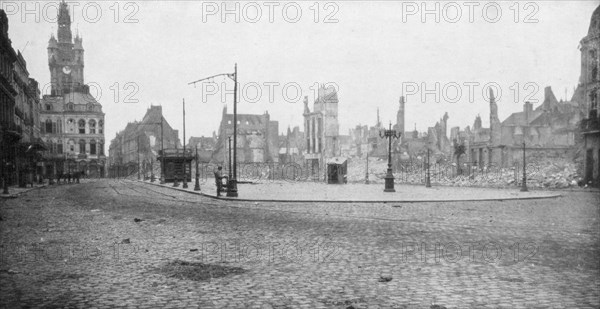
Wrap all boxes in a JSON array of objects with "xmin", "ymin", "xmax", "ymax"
[
  {"xmin": 135, "ymin": 180, "xmax": 562, "ymax": 204},
  {"xmin": 0, "ymin": 185, "xmax": 48, "ymax": 199}
]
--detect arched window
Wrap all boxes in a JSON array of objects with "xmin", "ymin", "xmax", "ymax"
[
  {"xmin": 45, "ymin": 119, "xmax": 53, "ymax": 134},
  {"xmin": 98, "ymin": 120, "xmax": 104, "ymax": 134},
  {"xmin": 79, "ymin": 139, "xmax": 86, "ymax": 154},
  {"xmin": 78, "ymin": 119, "xmax": 86, "ymax": 134},
  {"xmin": 90, "ymin": 139, "xmax": 97, "ymax": 155},
  {"xmin": 89, "ymin": 119, "xmax": 96, "ymax": 134},
  {"xmin": 57, "ymin": 118, "xmax": 63, "ymax": 133},
  {"xmin": 67, "ymin": 119, "xmax": 75, "ymax": 132},
  {"xmin": 99, "ymin": 139, "xmax": 104, "ymax": 155},
  {"xmin": 68, "ymin": 139, "xmax": 75, "ymax": 152}
]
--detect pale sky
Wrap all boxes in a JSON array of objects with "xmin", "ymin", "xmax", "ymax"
[{"xmin": 3, "ymin": 0, "xmax": 598, "ymax": 144}]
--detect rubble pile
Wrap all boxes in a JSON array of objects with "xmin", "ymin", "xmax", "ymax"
[{"xmin": 346, "ymin": 157, "xmax": 583, "ymax": 189}]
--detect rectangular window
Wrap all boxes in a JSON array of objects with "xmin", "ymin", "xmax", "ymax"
[
  {"xmin": 79, "ymin": 127, "xmax": 85, "ymax": 134},
  {"xmin": 90, "ymin": 127, "xmax": 95, "ymax": 134},
  {"xmin": 45, "ymin": 122, "xmax": 52, "ymax": 133},
  {"xmin": 90, "ymin": 143, "xmax": 96, "ymax": 155},
  {"xmin": 57, "ymin": 144, "xmax": 63, "ymax": 154}
]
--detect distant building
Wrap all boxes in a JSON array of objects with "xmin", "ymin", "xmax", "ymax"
[
  {"xmin": 107, "ymin": 105, "xmax": 180, "ymax": 177},
  {"xmin": 278, "ymin": 126, "xmax": 304, "ymax": 164},
  {"xmin": 449, "ymin": 86, "xmax": 585, "ymax": 169},
  {"xmin": 580, "ymin": 5, "xmax": 600, "ymax": 186},
  {"xmin": 303, "ymin": 85, "xmax": 340, "ymax": 179},
  {"xmin": 212, "ymin": 106, "xmax": 279, "ymax": 164},
  {"xmin": 39, "ymin": 1, "xmax": 106, "ymax": 177},
  {"xmin": 188, "ymin": 135, "xmax": 217, "ymax": 163}
]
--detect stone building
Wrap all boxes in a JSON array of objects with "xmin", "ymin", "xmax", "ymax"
[
  {"xmin": 303, "ymin": 85, "xmax": 340, "ymax": 178},
  {"xmin": 278, "ymin": 126, "xmax": 304, "ymax": 164},
  {"xmin": 39, "ymin": 1, "xmax": 106, "ymax": 178},
  {"xmin": 212, "ymin": 106, "xmax": 279, "ymax": 164},
  {"xmin": 0, "ymin": 10, "xmax": 44, "ymax": 187},
  {"xmin": 108, "ymin": 105, "xmax": 180, "ymax": 177},
  {"xmin": 580, "ymin": 5, "xmax": 600, "ymax": 186},
  {"xmin": 188, "ymin": 135, "xmax": 217, "ymax": 163},
  {"xmin": 449, "ymin": 86, "xmax": 585, "ymax": 169}
]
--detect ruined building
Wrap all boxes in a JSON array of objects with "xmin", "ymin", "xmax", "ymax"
[
  {"xmin": 580, "ymin": 5, "xmax": 600, "ymax": 186},
  {"xmin": 212, "ymin": 106, "xmax": 279, "ymax": 164},
  {"xmin": 278, "ymin": 126, "xmax": 305, "ymax": 164},
  {"xmin": 108, "ymin": 105, "xmax": 180, "ymax": 176},
  {"xmin": 303, "ymin": 85, "xmax": 340, "ymax": 177}
]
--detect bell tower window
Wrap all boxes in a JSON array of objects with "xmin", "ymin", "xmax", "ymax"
[
  {"xmin": 78, "ymin": 119, "xmax": 86, "ymax": 134},
  {"xmin": 89, "ymin": 119, "xmax": 96, "ymax": 134}
]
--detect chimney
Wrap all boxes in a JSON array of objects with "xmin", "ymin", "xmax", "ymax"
[{"xmin": 524, "ymin": 101, "xmax": 533, "ymax": 123}]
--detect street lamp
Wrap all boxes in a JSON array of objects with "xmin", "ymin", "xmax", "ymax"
[
  {"xmin": 194, "ymin": 144, "xmax": 200, "ymax": 191},
  {"xmin": 365, "ymin": 144, "xmax": 370, "ymax": 184},
  {"xmin": 189, "ymin": 64, "xmax": 238, "ymax": 197},
  {"xmin": 379, "ymin": 122, "xmax": 402, "ymax": 192},
  {"xmin": 520, "ymin": 141, "xmax": 528, "ymax": 192},
  {"xmin": 137, "ymin": 134, "xmax": 140, "ymax": 180},
  {"xmin": 425, "ymin": 147, "xmax": 432, "ymax": 188},
  {"xmin": 228, "ymin": 136, "xmax": 232, "ymax": 181},
  {"xmin": 182, "ymin": 98, "xmax": 188, "ymax": 189}
]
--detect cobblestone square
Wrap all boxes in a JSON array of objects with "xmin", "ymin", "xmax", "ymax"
[{"xmin": 1, "ymin": 180, "xmax": 598, "ymax": 308}]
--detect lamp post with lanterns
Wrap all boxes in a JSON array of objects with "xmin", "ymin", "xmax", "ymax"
[{"xmin": 379, "ymin": 122, "xmax": 402, "ymax": 192}]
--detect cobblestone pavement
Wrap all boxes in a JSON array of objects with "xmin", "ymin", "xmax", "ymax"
[{"xmin": 0, "ymin": 179, "xmax": 599, "ymax": 308}]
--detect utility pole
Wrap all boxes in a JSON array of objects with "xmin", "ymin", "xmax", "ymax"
[
  {"xmin": 520, "ymin": 141, "xmax": 528, "ymax": 192},
  {"xmin": 228, "ymin": 63, "xmax": 239, "ymax": 197},
  {"xmin": 182, "ymin": 98, "xmax": 188, "ymax": 189},
  {"xmin": 137, "ymin": 134, "xmax": 140, "ymax": 180},
  {"xmin": 160, "ymin": 116, "xmax": 165, "ymax": 184},
  {"xmin": 188, "ymin": 64, "xmax": 238, "ymax": 197},
  {"xmin": 228, "ymin": 136, "xmax": 232, "ymax": 180}
]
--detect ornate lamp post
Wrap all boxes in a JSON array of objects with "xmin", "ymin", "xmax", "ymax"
[
  {"xmin": 159, "ymin": 117, "xmax": 165, "ymax": 184},
  {"xmin": 182, "ymin": 98, "xmax": 188, "ymax": 189},
  {"xmin": 520, "ymin": 141, "xmax": 528, "ymax": 192},
  {"xmin": 137, "ymin": 134, "xmax": 140, "ymax": 180},
  {"xmin": 194, "ymin": 144, "xmax": 201, "ymax": 191},
  {"xmin": 379, "ymin": 122, "xmax": 402, "ymax": 192},
  {"xmin": 228, "ymin": 136, "xmax": 232, "ymax": 181},
  {"xmin": 150, "ymin": 158, "xmax": 155, "ymax": 182},
  {"xmin": 173, "ymin": 141, "xmax": 180, "ymax": 187},
  {"xmin": 365, "ymin": 144, "xmax": 370, "ymax": 184},
  {"xmin": 426, "ymin": 147, "xmax": 432, "ymax": 188}
]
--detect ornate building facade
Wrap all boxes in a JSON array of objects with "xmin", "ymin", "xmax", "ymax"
[
  {"xmin": 39, "ymin": 1, "xmax": 106, "ymax": 177},
  {"xmin": 580, "ymin": 5, "xmax": 600, "ymax": 186},
  {"xmin": 1, "ymin": 9, "xmax": 44, "ymax": 188}
]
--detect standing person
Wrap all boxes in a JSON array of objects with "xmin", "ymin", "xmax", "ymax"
[{"xmin": 214, "ymin": 166, "xmax": 227, "ymax": 197}]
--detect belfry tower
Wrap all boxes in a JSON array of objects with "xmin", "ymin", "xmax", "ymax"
[{"xmin": 47, "ymin": 0, "xmax": 85, "ymax": 95}]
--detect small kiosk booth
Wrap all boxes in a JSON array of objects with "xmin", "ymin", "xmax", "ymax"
[
  {"xmin": 327, "ymin": 157, "xmax": 348, "ymax": 184},
  {"xmin": 158, "ymin": 148, "xmax": 194, "ymax": 182}
]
